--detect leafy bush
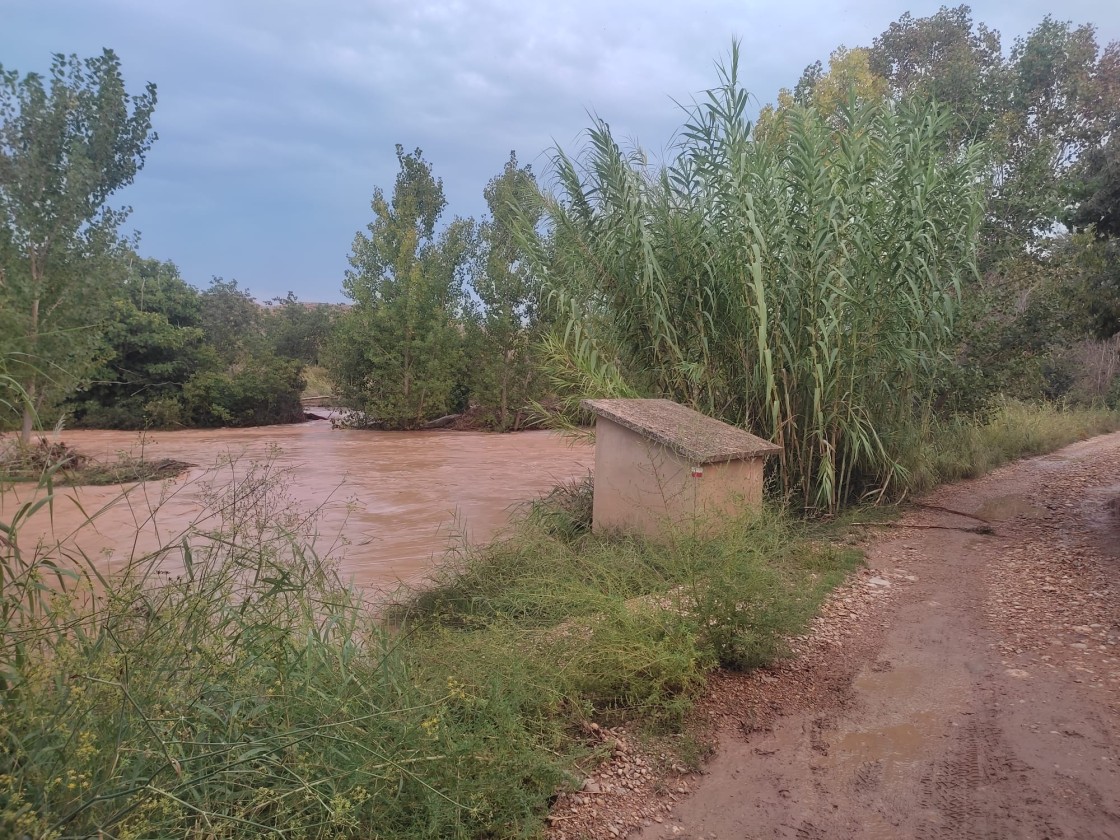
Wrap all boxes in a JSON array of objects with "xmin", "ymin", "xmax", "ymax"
[
  {"xmin": 183, "ymin": 356, "xmax": 306, "ymax": 427},
  {"xmin": 0, "ymin": 463, "xmax": 575, "ymax": 838},
  {"xmin": 397, "ymin": 506, "xmax": 860, "ymax": 722}
]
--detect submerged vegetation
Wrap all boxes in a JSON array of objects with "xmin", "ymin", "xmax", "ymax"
[{"xmin": 0, "ymin": 437, "xmax": 192, "ymax": 486}]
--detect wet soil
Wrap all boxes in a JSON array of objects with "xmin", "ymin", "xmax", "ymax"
[{"xmin": 559, "ymin": 432, "xmax": 1120, "ymax": 840}]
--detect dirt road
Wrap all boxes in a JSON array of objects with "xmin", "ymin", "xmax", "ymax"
[{"xmin": 637, "ymin": 432, "xmax": 1120, "ymax": 839}]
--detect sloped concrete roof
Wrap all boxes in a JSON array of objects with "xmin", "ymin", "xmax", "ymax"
[{"xmin": 582, "ymin": 398, "xmax": 781, "ymax": 465}]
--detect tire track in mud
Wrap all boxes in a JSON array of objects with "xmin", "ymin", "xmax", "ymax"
[{"xmin": 635, "ymin": 432, "xmax": 1120, "ymax": 840}]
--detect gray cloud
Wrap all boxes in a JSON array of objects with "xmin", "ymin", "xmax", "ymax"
[{"xmin": 6, "ymin": 0, "xmax": 1120, "ymax": 301}]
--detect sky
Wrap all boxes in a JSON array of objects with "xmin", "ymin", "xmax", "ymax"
[{"xmin": 5, "ymin": 1, "xmax": 1120, "ymax": 303}]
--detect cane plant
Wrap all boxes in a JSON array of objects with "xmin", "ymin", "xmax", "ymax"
[{"xmin": 522, "ymin": 43, "xmax": 986, "ymax": 512}]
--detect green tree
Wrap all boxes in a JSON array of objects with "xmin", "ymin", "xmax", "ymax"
[
  {"xmin": 1073, "ymin": 132, "xmax": 1120, "ymax": 239},
  {"xmin": 188, "ymin": 278, "xmax": 306, "ymax": 428},
  {"xmin": 181, "ymin": 356, "xmax": 305, "ymax": 428},
  {"xmin": 465, "ymin": 152, "xmax": 546, "ymax": 430},
  {"xmin": 0, "ymin": 49, "xmax": 157, "ymax": 441},
  {"xmin": 65, "ymin": 258, "xmax": 211, "ymax": 428},
  {"xmin": 867, "ymin": 8, "xmax": 1118, "ymax": 265},
  {"xmin": 330, "ymin": 146, "xmax": 474, "ymax": 428},
  {"xmin": 199, "ymin": 277, "xmax": 263, "ymax": 363},
  {"xmin": 869, "ymin": 6, "xmax": 1006, "ymax": 145},
  {"xmin": 757, "ymin": 46, "xmax": 888, "ymax": 140},
  {"xmin": 263, "ymin": 292, "xmax": 337, "ymax": 366}
]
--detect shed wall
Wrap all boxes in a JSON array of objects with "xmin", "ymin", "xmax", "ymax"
[{"xmin": 592, "ymin": 418, "xmax": 765, "ymax": 536}]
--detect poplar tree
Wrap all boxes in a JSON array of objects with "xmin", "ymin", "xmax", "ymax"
[
  {"xmin": 0, "ymin": 49, "xmax": 156, "ymax": 442},
  {"xmin": 331, "ymin": 146, "xmax": 473, "ymax": 428},
  {"xmin": 465, "ymin": 152, "xmax": 546, "ymax": 430}
]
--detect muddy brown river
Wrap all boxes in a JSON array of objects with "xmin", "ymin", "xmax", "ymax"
[{"xmin": 1, "ymin": 422, "xmax": 592, "ymax": 590}]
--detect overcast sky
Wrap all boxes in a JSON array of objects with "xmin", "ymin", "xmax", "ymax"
[{"xmin": 5, "ymin": 1, "xmax": 1120, "ymax": 303}]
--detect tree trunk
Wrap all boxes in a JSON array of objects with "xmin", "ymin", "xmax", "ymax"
[
  {"xmin": 19, "ymin": 294, "xmax": 41, "ymax": 445},
  {"xmin": 20, "ymin": 401, "xmax": 34, "ymax": 445}
]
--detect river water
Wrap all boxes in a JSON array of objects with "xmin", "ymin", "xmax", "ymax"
[{"xmin": 0, "ymin": 421, "xmax": 593, "ymax": 590}]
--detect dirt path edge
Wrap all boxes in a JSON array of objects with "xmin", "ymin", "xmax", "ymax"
[{"xmin": 550, "ymin": 431, "xmax": 1120, "ymax": 840}]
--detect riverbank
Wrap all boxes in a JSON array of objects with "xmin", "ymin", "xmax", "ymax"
[
  {"xmin": 0, "ymin": 437, "xmax": 193, "ymax": 486},
  {"xmin": 1, "ymin": 469, "xmax": 857, "ymax": 839},
  {"xmin": 1, "ymin": 402, "xmax": 1117, "ymax": 838}
]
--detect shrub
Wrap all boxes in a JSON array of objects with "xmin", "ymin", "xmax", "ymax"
[{"xmin": 183, "ymin": 356, "xmax": 306, "ymax": 427}]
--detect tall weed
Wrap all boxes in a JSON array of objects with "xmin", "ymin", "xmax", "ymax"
[
  {"xmin": 518, "ymin": 43, "xmax": 986, "ymax": 513},
  {"xmin": 0, "ymin": 462, "xmax": 572, "ymax": 838},
  {"xmin": 906, "ymin": 399, "xmax": 1120, "ymax": 492}
]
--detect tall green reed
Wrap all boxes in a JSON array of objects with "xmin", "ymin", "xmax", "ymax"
[{"xmin": 522, "ymin": 43, "xmax": 986, "ymax": 512}]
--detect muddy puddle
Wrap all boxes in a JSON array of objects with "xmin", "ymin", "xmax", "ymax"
[
  {"xmin": 0, "ymin": 422, "xmax": 593, "ymax": 589},
  {"xmin": 1087, "ymin": 483, "xmax": 1120, "ymax": 557},
  {"xmin": 833, "ymin": 712, "xmax": 941, "ymax": 770},
  {"xmin": 827, "ymin": 665, "xmax": 944, "ymax": 783},
  {"xmin": 974, "ymin": 493, "xmax": 1047, "ymax": 522}
]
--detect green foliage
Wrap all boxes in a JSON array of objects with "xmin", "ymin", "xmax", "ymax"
[
  {"xmin": 463, "ymin": 152, "xmax": 549, "ymax": 430},
  {"xmin": 867, "ymin": 7, "xmax": 1118, "ymax": 266},
  {"xmin": 182, "ymin": 355, "xmax": 306, "ymax": 427},
  {"xmin": 780, "ymin": 46, "xmax": 888, "ymax": 117},
  {"xmin": 65, "ymin": 259, "xmax": 212, "ymax": 428},
  {"xmin": 264, "ymin": 293, "xmax": 338, "ymax": 366},
  {"xmin": 1073, "ymin": 129, "xmax": 1120, "ymax": 239},
  {"xmin": 0, "ymin": 50, "xmax": 157, "ymax": 442},
  {"xmin": 1074, "ymin": 238, "xmax": 1120, "ymax": 339},
  {"xmin": 54, "ymin": 264, "xmax": 309, "ymax": 430},
  {"xmin": 0, "ymin": 463, "xmax": 570, "ymax": 838},
  {"xmin": 330, "ymin": 147, "xmax": 473, "ymax": 428},
  {"xmin": 199, "ymin": 277, "xmax": 264, "ymax": 365},
  {"xmin": 525, "ymin": 45, "xmax": 985, "ymax": 512},
  {"xmin": 0, "ymin": 455, "xmax": 857, "ymax": 838},
  {"xmin": 868, "ymin": 5, "xmax": 1006, "ymax": 145},
  {"xmin": 905, "ymin": 399, "xmax": 1120, "ymax": 492},
  {"xmin": 176, "ymin": 278, "xmax": 308, "ymax": 429},
  {"xmin": 941, "ymin": 233, "xmax": 1120, "ymax": 411},
  {"xmin": 401, "ymin": 504, "xmax": 860, "ymax": 708}
]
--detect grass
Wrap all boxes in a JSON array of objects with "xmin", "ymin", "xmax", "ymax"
[
  {"xmin": 905, "ymin": 399, "xmax": 1120, "ymax": 494},
  {"xmin": 1, "ymin": 399, "xmax": 1115, "ymax": 837},
  {"xmin": 301, "ymin": 365, "xmax": 334, "ymax": 400},
  {"xmin": 0, "ymin": 458, "xmax": 857, "ymax": 838},
  {"xmin": 523, "ymin": 44, "xmax": 986, "ymax": 514},
  {"xmin": 399, "ymin": 488, "xmax": 860, "ymax": 710}
]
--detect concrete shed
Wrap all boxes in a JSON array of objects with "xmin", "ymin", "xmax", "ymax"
[{"xmin": 582, "ymin": 398, "xmax": 781, "ymax": 536}]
